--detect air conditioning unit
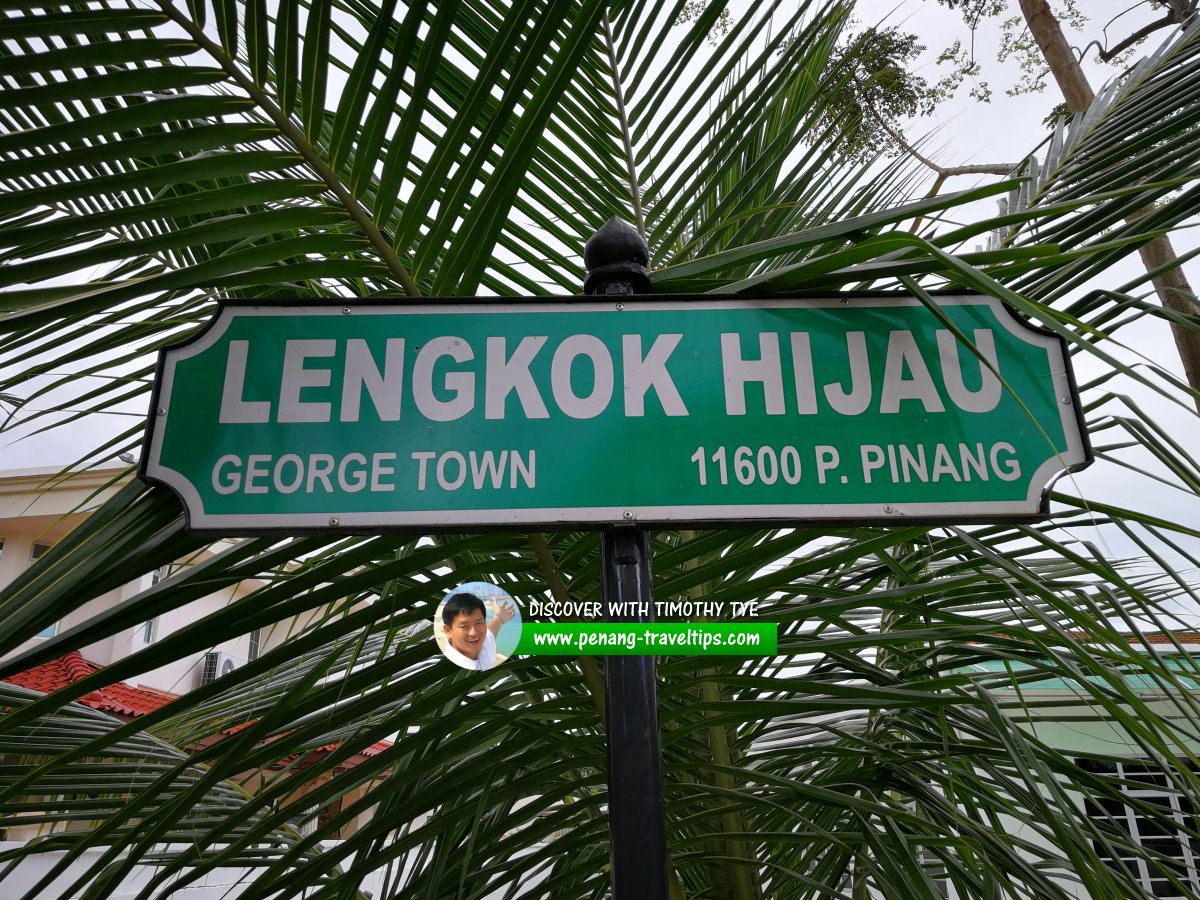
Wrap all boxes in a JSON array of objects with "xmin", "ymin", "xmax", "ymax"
[{"xmin": 199, "ymin": 650, "xmax": 245, "ymax": 686}]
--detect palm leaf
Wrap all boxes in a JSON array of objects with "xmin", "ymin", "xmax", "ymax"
[
  {"xmin": 0, "ymin": 681, "xmax": 326, "ymax": 898},
  {"xmin": 2, "ymin": 2, "xmax": 1200, "ymax": 899}
]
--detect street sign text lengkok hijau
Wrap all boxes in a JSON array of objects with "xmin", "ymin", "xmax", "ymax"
[{"xmin": 217, "ymin": 327, "xmax": 1003, "ymax": 427}]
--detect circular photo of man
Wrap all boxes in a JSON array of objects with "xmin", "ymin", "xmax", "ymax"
[{"xmin": 433, "ymin": 582, "xmax": 522, "ymax": 671}]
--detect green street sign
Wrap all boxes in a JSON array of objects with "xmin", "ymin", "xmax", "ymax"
[{"xmin": 141, "ymin": 295, "xmax": 1091, "ymax": 533}]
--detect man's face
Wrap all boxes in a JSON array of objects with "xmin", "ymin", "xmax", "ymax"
[{"xmin": 444, "ymin": 609, "xmax": 487, "ymax": 659}]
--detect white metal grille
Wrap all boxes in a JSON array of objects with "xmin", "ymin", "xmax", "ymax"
[{"xmin": 1081, "ymin": 759, "xmax": 1200, "ymax": 898}]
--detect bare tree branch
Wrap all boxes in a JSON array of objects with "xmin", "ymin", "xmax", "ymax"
[
  {"xmin": 873, "ymin": 115, "xmax": 1015, "ymax": 233},
  {"xmin": 877, "ymin": 116, "xmax": 1014, "ymax": 180},
  {"xmin": 1098, "ymin": 13, "xmax": 1176, "ymax": 62}
]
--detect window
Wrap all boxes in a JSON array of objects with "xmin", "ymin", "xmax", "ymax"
[
  {"xmin": 1081, "ymin": 758, "xmax": 1200, "ymax": 898},
  {"xmin": 151, "ymin": 563, "xmax": 178, "ymax": 585},
  {"xmin": 142, "ymin": 618, "xmax": 158, "ymax": 644},
  {"xmin": 919, "ymin": 848, "xmax": 951, "ymax": 899},
  {"xmin": 292, "ymin": 803, "xmax": 320, "ymax": 838},
  {"xmin": 248, "ymin": 627, "xmax": 262, "ymax": 662},
  {"xmin": 31, "ymin": 544, "xmax": 57, "ymax": 637}
]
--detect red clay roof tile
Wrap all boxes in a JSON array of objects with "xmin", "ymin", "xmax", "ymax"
[
  {"xmin": 1062, "ymin": 631, "xmax": 1200, "ymax": 645},
  {"xmin": 212, "ymin": 723, "xmax": 393, "ymax": 767},
  {"xmin": 5, "ymin": 654, "xmax": 388, "ymax": 772},
  {"xmin": 2, "ymin": 651, "xmax": 177, "ymax": 718}
]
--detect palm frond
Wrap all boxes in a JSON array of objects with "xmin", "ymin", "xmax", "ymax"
[{"xmin": 2, "ymin": 2, "xmax": 1200, "ymax": 899}]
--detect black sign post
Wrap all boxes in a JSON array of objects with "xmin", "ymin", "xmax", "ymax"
[{"xmin": 586, "ymin": 218, "xmax": 669, "ymax": 900}]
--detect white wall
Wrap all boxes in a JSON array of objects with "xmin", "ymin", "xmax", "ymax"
[
  {"xmin": 0, "ymin": 842, "xmax": 392, "ymax": 899},
  {"xmin": 0, "ymin": 841, "xmax": 541, "ymax": 899},
  {"xmin": 0, "ymin": 466, "xmax": 270, "ymax": 695}
]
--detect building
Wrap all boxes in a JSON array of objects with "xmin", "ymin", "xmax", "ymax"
[
  {"xmin": 0, "ymin": 465, "xmax": 264, "ymax": 689},
  {"xmin": 6, "ymin": 465, "xmax": 1199, "ymax": 897},
  {"xmin": 930, "ymin": 635, "xmax": 1200, "ymax": 899},
  {"xmin": 0, "ymin": 465, "xmax": 389, "ymax": 846}
]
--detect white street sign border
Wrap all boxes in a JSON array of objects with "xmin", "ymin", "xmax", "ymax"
[{"xmin": 140, "ymin": 293, "xmax": 1092, "ymax": 534}]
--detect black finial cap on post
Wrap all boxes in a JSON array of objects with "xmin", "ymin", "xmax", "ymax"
[{"xmin": 584, "ymin": 216, "xmax": 650, "ymax": 296}]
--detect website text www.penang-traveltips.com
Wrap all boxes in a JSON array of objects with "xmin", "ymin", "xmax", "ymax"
[{"xmin": 532, "ymin": 627, "xmax": 763, "ymax": 653}]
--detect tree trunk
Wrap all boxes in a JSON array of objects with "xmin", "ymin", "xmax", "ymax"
[
  {"xmin": 1018, "ymin": 0, "xmax": 1094, "ymax": 108},
  {"xmin": 1019, "ymin": 0, "xmax": 1200, "ymax": 410}
]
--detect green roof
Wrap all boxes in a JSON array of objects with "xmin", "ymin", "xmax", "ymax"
[{"xmin": 963, "ymin": 656, "xmax": 1200, "ymax": 692}]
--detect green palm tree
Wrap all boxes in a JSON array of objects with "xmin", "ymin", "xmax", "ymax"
[{"xmin": 3, "ymin": 1, "xmax": 1200, "ymax": 898}]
